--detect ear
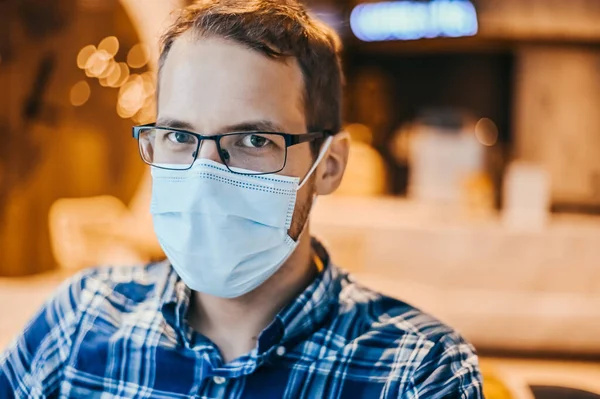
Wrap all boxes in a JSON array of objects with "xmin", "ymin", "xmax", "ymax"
[{"xmin": 315, "ymin": 131, "xmax": 350, "ymax": 196}]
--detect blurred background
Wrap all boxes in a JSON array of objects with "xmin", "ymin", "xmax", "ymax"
[{"xmin": 1, "ymin": 0, "xmax": 600, "ymax": 397}]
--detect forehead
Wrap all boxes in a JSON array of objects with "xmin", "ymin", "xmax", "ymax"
[{"xmin": 157, "ymin": 33, "xmax": 306, "ymax": 133}]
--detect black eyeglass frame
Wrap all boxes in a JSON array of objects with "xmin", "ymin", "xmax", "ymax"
[{"xmin": 132, "ymin": 123, "xmax": 333, "ymax": 175}]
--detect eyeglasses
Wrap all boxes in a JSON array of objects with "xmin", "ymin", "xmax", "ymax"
[{"xmin": 132, "ymin": 123, "xmax": 332, "ymax": 175}]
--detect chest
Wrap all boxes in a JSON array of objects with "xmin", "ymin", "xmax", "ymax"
[{"xmin": 57, "ymin": 328, "xmax": 408, "ymax": 399}]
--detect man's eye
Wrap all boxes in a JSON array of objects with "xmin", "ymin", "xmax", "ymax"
[
  {"xmin": 241, "ymin": 134, "xmax": 271, "ymax": 148},
  {"xmin": 166, "ymin": 132, "xmax": 195, "ymax": 144}
]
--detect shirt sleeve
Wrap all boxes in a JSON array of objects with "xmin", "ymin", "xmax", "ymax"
[
  {"xmin": 405, "ymin": 333, "xmax": 484, "ymax": 399},
  {"xmin": 0, "ymin": 272, "xmax": 88, "ymax": 398}
]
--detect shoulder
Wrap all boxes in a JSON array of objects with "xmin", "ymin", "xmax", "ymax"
[
  {"xmin": 0, "ymin": 262, "xmax": 175, "ymax": 397},
  {"xmin": 332, "ymin": 269, "xmax": 481, "ymax": 384},
  {"xmin": 335, "ymin": 270, "xmax": 468, "ymax": 347},
  {"xmin": 65, "ymin": 261, "xmax": 175, "ymax": 311},
  {"xmin": 18, "ymin": 261, "xmax": 175, "ymax": 338}
]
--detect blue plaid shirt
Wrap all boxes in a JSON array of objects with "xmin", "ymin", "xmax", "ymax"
[{"xmin": 1, "ymin": 242, "xmax": 483, "ymax": 398}]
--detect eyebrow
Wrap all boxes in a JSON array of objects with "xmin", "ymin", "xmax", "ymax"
[
  {"xmin": 155, "ymin": 118, "xmax": 195, "ymax": 131},
  {"xmin": 222, "ymin": 121, "xmax": 285, "ymax": 133},
  {"xmin": 155, "ymin": 118, "xmax": 286, "ymax": 134}
]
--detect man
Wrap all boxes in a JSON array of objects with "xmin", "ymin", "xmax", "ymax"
[{"xmin": 0, "ymin": 1, "xmax": 483, "ymax": 397}]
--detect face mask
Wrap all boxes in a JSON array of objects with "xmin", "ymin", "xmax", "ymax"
[{"xmin": 150, "ymin": 137, "xmax": 333, "ymax": 298}]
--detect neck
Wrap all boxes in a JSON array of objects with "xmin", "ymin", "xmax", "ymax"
[{"xmin": 187, "ymin": 230, "xmax": 315, "ymax": 363}]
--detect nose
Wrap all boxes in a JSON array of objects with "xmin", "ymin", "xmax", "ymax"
[{"xmin": 196, "ymin": 139, "xmax": 224, "ymax": 164}]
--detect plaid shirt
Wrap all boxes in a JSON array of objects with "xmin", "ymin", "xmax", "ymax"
[{"xmin": 1, "ymin": 242, "xmax": 483, "ymax": 398}]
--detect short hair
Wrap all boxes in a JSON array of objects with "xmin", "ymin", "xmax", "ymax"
[{"xmin": 159, "ymin": 0, "xmax": 344, "ymax": 148}]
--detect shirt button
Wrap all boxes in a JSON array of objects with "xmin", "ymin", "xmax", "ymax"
[
  {"xmin": 213, "ymin": 376, "xmax": 226, "ymax": 385},
  {"xmin": 276, "ymin": 346, "xmax": 286, "ymax": 356}
]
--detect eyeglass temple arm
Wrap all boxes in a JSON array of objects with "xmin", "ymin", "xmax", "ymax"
[{"xmin": 288, "ymin": 130, "xmax": 333, "ymax": 146}]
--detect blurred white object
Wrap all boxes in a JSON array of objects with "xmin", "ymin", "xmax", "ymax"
[
  {"xmin": 350, "ymin": 0, "xmax": 478, "ymax": 42},
  {"xmin": 335, "ymin": 125, "xmax": 388, "ymax": 197},
  {"xmin": 48, "ymin": 172, "xmax": 163, "ymax": 270},
  {"xmin": 503, "ymin": 161, "xmax": 550, "ymax": 229},
  {"xmin": 409, "ymin": 126, "xmax": 485, "ymax": 205}
]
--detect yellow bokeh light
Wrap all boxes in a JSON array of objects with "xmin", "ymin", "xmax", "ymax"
[
  {"xmin": 117, "ymin": 102, "xmax": 136, "ymax": 119},
  {"xmin": 70, "ymin": 80, "xmax": 91, "ymax": 106},
  {"xmin": 117, "ymin": 75, "xmax": 145, "ymax": 118},
  {"xmin": 127, "ymin": 43, "xmax": 150, "ymax": 69},
  {"xmin": 76, "ymin": 45, "xmax": 96, "ymax": 69},
  {"xmin": 108, "ymin": 62, "xmax": 130, "ymax": 88},
  {"xmin": 475, "ymin": 118, "xmax": 499, "ymax": 147},
  {"xmin": 133, "ymin": 104, "xmax": 156, "ymax": 125},
  {"xmin": 98, "ymin": 59, "xmax": 117, "ymax": 79},
  {"xmin": 140, "ymin": 71, "xmax": 156, "ymax": 99},
  {"xmin": 98, "ymin": 36, "xmax": 119, "ymax": 57},
  {"xmin": 140, "ymin": 71, "xmax": 155, "ymax": 83},
  {"xmin": 85, "ymin": 50, "xmax": 112, "ymax": 78}
]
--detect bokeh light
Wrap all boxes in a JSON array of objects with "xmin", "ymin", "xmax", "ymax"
[
  {"xmin": 127, "ymin": 43, "xmax": 150, "ymax": 69},
  {"xmin": 117, "ymin": 74, "xmax": 145, "ymax": 118},
  {"xmin": 350, "ymin": 0, "xmax": 478, "ymax": 42},
  {"xmin": 107, "ymin": 62, "xmax": 130, "ymax": 88},
  {"xmin": 75, "ymin": 38, "xmax": 152, "ymax": 121},
  {"xmin": 475, "ymin": 117, "xmax": 499, "ymax": 146},
  {"xmin": 70, "ymin": 80, "xmax": 91, "ymax": 106},
  {"xmin": 133, "ymin": 71, "xmax": 157, "ymax": 124},
  {"xmin": 85, "ymin": 49, "xmax": 112, "ymax": 78},
  {"xmin": 98, "ymin": 59, "xmax": 117, "ymax": 80},
  {"xmin": 98, "ymin": 36, "xmax": 120, "ymax": 57},
  {"xmin": 76, "ymin": 45, "xmax": 97, "ymax": 69}
]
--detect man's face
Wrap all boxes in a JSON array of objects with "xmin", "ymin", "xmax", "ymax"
[{"xmin": 157, "ymin": 34, "xmax": 316, "ymax": 238}]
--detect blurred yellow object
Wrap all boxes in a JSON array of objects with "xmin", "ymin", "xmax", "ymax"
[
  {"xmin": 335, "ymin": 141, "xmax": 388, "ymax": 197},
  {"xmin": 463, "ymin": 172, "xmax": 495, "ymax": 218},
  {"xmin": 48, "ymin": 172, "xmax": 163, "ymax": 270},
  {"xmin": 480, "ymin": 363, "xmax": 535, "ymax": 399},
  {"xmin": 345, "ymin": 123, "xmax": 374, "ymax": 145},
  {"xmin": 482, "ymin": 367, "xmax": 516, "ymax": 399}
]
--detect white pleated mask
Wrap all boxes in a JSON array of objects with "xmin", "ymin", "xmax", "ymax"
[{"xmin": 150, "ymin": 137, "xmax": 332, "ymax": 298}]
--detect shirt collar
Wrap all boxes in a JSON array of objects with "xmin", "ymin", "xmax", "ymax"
[{"xmin": 161, "ymin": 238, "xmax": 341, "ymax": 354}]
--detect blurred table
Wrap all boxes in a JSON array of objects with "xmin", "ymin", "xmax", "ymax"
[
  {"xmin": 482, "ymin": 357, "xmax": 600, "ymax": 399},
  {"xmin": 311, "ymin": 196, "xmax": 600, "ymax": 355}
]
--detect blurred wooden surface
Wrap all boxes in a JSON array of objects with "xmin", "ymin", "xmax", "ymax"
[{"xmin": 513, "ymin": 46, "xmax": 600, "ymax": 208}]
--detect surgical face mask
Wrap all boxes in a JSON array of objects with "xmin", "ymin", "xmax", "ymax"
[{"xmin": 150, "ymin": 137, "xmax": 332, "ymax": 298}]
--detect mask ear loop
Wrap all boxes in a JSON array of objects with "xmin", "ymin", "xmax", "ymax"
[
  {"xmin": 297, "ymin": 136, "xmax": 334, "ymax": 190},
  {"xmin": 290, "ymin": 135, "xmax": 337, "ymax": 242}
]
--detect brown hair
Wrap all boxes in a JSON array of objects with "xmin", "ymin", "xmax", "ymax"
[{"xmin": 158, "ymin": 0, "xmax": 344, "ymax": 146}]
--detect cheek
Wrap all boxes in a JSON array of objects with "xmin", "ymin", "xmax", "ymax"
[{"xmin": 295, "ymin": 173, "xmax": 315, "ymax": 204}]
